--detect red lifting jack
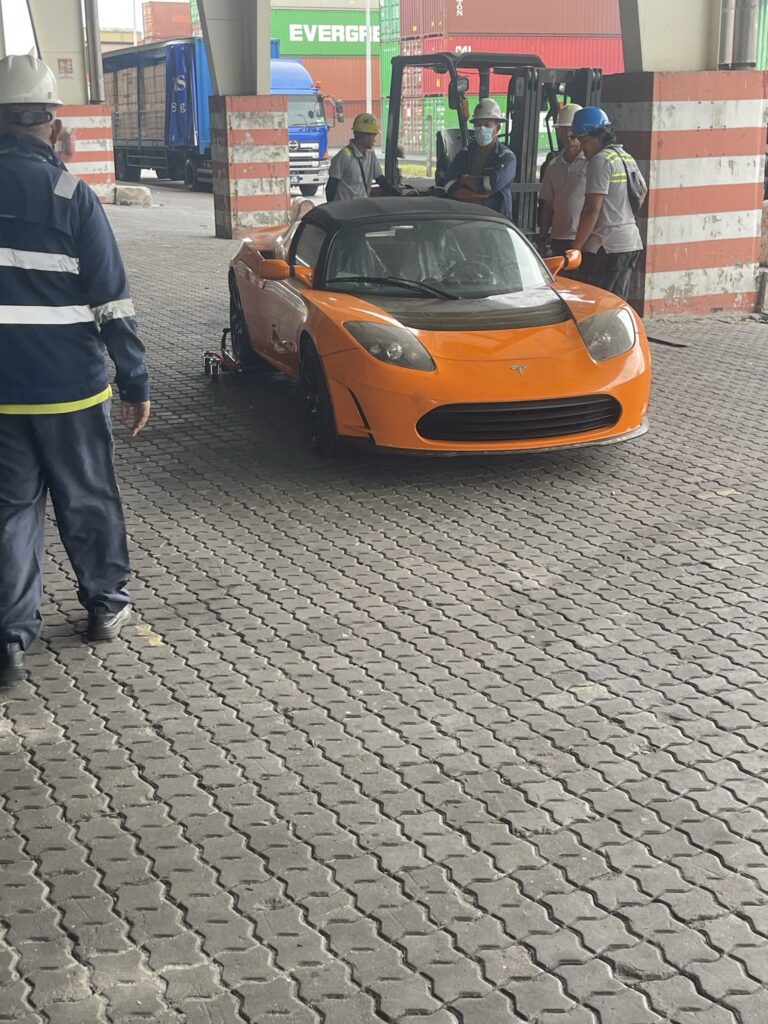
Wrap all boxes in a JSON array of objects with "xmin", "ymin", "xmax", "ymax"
[{"xmin": 203, "ymin": 328, "xmax": 241, "ymax": 379}]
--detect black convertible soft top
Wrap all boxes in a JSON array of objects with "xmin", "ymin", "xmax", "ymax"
[{"xmin": 304, "ymin": 196, "xmax": 511, "ymax": 232}]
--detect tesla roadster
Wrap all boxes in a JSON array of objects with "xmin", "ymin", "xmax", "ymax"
[{"xmin": 228, "ymin": 197, "xmax": 651, "ymax": 456}]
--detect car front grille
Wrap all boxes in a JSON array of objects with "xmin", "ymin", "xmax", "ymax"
[{"xmin": 417, "ymin": 395, "xmax": 622, "ymax": 442}]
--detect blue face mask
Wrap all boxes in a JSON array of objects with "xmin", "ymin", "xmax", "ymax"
[{"xmin": 474, "ymin": 125, "xmax": 494, "ymax": 146}]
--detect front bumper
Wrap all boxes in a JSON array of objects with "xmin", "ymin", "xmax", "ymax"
[{"xmin": 323, "ymin": 345, "xmax": 651, "ymax": 454}]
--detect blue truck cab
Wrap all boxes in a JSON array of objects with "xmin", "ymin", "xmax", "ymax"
[
  {"xmin": 273, "ymin": 58, "xmax": 336, "ymax": 196},
  {"xmin": 103, "ymin": 38, "xmax": 342, "ymax": 195}
]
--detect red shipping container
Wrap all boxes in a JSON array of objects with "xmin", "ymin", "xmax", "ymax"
[
  {"xmin": 439, "ymin": 0, "xmax": 619, "ymax": 37},
  {"xmin": 418, "ymin": 0, "xmax": 445, "ymax": 36},
  {"xmin": 300, "ymin": 57, "xmax": 382, "ymax": 103},
  {"xmin": 400, "ymin": 0, "xmax": 421, "ymax": 37},
  {"xmin": 399, "ymin": 37, "xmax": 424, "ymax": 96},
  {"xmin": 326, "ymin": 99, "xmax": 384, "ymax": 147},
  {"xmin": 142, "ymin": 1, "xmax": 192, "ymax": 42},
  {"xmin": 418, "ymin": 33, "xmax": 623, "ymax": 92}
]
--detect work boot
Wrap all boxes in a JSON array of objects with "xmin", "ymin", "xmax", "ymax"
[
  {"xmin": 86, "ymin": 604, "xmax": 132, "ymax": 642},
  {"xmin": 0, "ymin": 642, "xmax": 25, "ymax": 685}
]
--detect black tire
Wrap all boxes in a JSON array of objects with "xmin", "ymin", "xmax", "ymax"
[
  {"xmin": 299, "ymin": 184, "xmax": 318, "ymax": 197},
  {"xmin": 300, "ymin": 343, "xmax": 338, "ymax": 458},
  {"xmin": 229, "ymin": 276, "xmax": 270, "ymax": 371},
  {"xmin": 115, "ymin": 150, "xmax": 140, "ymax": 182},
  {"xmin": 184, "ymin": 158, "xmax": 200, "ymax": 191}
]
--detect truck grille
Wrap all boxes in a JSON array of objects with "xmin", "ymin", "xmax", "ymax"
[
  {"xmin": 417, "ymin": 395, "xmax": 622, "ymax": 442},
  {"xmin": 290, "ymin": 141, "xmax": 323, "ymax": 169}
]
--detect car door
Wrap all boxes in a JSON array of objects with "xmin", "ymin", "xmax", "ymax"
[{"xmin": 260, "ymin": 222, "xmax": 327, "ymax": 376}]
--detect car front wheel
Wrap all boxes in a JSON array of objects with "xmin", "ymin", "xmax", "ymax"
[
  {"xmin": 300, "ymin": 344, "xmax": 338, "ymax": 458},
  {"xmin": 229, "ymin": 276, "xmax": 270, "ymax": 371}
]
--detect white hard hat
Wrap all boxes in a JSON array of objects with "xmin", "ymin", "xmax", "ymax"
[
  {"xmin": 0, "ymin": 55, "xmax": 63, "ymax": 107},
  {"xmin": 555, "ymin": 103, "xmax": 582, "ymax": 128},
  {"xmin": 470, "ymin": 98, "xmax": 504, "ymax": 123}
]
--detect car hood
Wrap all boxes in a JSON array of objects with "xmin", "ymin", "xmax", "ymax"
[
  {"xmin": 309, "ymin": 283, "xmax": 631, "ymax": 362},
  {"xmin": 322, "ymin": 286, "xmax": 584, "ymax": 362},
  {"xmin": 377, "ymin": 286, "xmax": 570, "ymax": 332}
]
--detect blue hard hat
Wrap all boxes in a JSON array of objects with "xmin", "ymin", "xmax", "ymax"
[{"xmin": 570, "ymin": 106, "xmax": 612, "ymax": 137}]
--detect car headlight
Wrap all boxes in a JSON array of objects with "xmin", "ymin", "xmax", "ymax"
[
  {"xmin": 578, "ymin": 308, "xmax": 637, "ymax": 362},
  {"xmin": 344, "ymin": 322, "xmax": 435, "ymax": 371}
]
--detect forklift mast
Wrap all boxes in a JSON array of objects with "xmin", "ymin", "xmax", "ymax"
[{"xmin": 384, "ymin": 52, "xmax": 602, "ymax": 235}]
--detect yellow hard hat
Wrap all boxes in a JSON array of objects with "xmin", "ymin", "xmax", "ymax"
[{"xmin": 353, "ymin": 112, "xmax": 380, "ymax": 134}]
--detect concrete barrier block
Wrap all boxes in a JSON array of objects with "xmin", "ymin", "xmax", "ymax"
[{"xmin": 115, "ymin": 185, "xmax": 152, "ymax": 207}]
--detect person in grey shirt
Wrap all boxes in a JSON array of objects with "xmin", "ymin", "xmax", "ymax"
[
  {"xmin": 538, "ymin": 103, "xmax": 586, "ymax": 258},
  {"xmin": 571, "ymin": 106, "xmax": 646, "ymax": 300},
  {"xmin": 326, "ymin": 113, "xmax": 400, "ymax": 201}
]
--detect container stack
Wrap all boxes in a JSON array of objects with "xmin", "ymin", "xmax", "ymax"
[
  {"xmin": 269, "ymin": 2, "xmax": 382, "ymax": 148},
  {"xmin": 380, "ymin": 0, "xmax": 401, "ymax": 136},
  {"xmin": 143, "ymin": 2, "xmax": 192, "ymax": 43},
  {"xmin": 394, "ymin": 0, "xmax": 623, "ymax": 156}
]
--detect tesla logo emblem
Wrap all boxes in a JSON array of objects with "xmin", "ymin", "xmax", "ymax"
[{"xmin": 509, "ymin": 364, "xmax": 527, "ymax": 375}]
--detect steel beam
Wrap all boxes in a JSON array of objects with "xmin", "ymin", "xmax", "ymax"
[
  {"xmin": 196, "ymin": 0, "xmax": 270, "ymax": 96},
  {"xmin": 26, "ymin": 0, "xmax": 88, "ymax": 104}
]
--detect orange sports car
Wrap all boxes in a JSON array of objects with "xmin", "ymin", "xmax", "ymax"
[{"xmin": 228, "ymin": 197, "xmax": 651, "ymax": 456}]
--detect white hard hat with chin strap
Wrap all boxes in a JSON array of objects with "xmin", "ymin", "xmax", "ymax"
[
  {"xmin": 555, "ymin": 103, "xmax": 582, "ymax": 128},
  {"xmin": 470, "ymin": 98, "xmax": 505, "ymax": 123},
  {"xmin": 0, "ymin": 55, "xmax": 63, "ymax": 120}
]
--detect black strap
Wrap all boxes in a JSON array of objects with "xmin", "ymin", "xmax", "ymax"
[{"xmin": 348, "ymin": 147, "xmax": 369, "ymax": 190}]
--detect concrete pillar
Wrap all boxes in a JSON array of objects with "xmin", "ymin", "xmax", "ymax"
[
  {"xmin": 619, "ymin": 0, "xmax": 721, "ymax": 72},
  {"xmin": 56, "ymin": 104, "xmax": 116, "ymax": 203},
  {"xmin": 210, "ymin": 95, "xmax": 290, "ymax": 239},
  {"xmin": 602, "ymin": 70, "xmax": 767, "ymax": 316},
  {"xmin": 27, "ymin": 0, "xmax": 88, "ymax": 105},
  {"xmin": 197, "ymin": 2, "xmax": 288, "ymax": 239}
]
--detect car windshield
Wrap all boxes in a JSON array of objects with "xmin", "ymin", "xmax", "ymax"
[
  {"xmin": 288, "ymin": 94, "xmax": 326, "ymax": 127},
  {"xmin": 324, "ymin": 218, "xmax": 548, "ymax": 298}
]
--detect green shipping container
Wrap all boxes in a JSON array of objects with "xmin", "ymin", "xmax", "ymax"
[
  {"xmin": 378, "ymin": 0, "xmax": 399, "ymax": 41},
  {"xmin": 380, "ymin": 39, "xmax": 400, "ymax": 99},
  {"xmin": 757, "ymin": 0, "xmax": 768, "ymax": 68},
  {"xmin": 271, "ymin": 8, "xmax": 381, "ymax": 58}
]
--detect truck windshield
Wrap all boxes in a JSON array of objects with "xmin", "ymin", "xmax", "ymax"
[{"xmin": 288, "ymin": 95, "xmax": 326, "ymax": 127}]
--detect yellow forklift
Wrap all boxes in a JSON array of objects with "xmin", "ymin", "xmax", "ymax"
[{"xmin": 384, "ymin": 52, "xmax": 603, "ymax": 235}]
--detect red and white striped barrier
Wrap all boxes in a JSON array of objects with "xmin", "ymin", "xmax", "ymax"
[
  {"xmin": 602, "ymin": 71, "xmax": 767, "ymax": 316},
  {"xmin": 56, "ymin": 104, "xmax": 115, "ymax": 202},
  {"xmin": 210, "ymin": 95, "xmax": 290, "ymax": 239}
]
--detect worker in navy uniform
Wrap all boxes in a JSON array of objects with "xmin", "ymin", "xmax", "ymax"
[
  {"xmin": 444, "ymin": 99, "xmax": 517, "ymax": 221},
  {"xmin": 0, "ymin": 55, "xmax": 150, "ymax": 686}
]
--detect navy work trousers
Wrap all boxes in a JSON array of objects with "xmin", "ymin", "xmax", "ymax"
[
  {"xmin": 0, "ymin": 401, "xmax": 131, "ymax": 650},
  {"xmin": 582, "ymin": 248, "xmax": 641, "ymax": 301}
]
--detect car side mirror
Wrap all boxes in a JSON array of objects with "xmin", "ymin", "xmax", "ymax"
[
  {"xmin": 545, "ymin": 248, "xmax": 582, "ymax": 278},
  {"xmin": 293, "ymin": 265, "xmax": 315, "ymax": 287},
  {"xmin": 260, "ymin": 259, "xmax": 291, "ymax": 281}
]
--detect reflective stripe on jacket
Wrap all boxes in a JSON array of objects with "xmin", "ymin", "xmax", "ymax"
[{"xmin": 0, "ymin": 133, "xmax": 149, "ymax": 410}]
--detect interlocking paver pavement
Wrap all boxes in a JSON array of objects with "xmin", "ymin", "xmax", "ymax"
[{"xmin": 1, "ymin": 182, "xmax": 768, "ymax": 1023}]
